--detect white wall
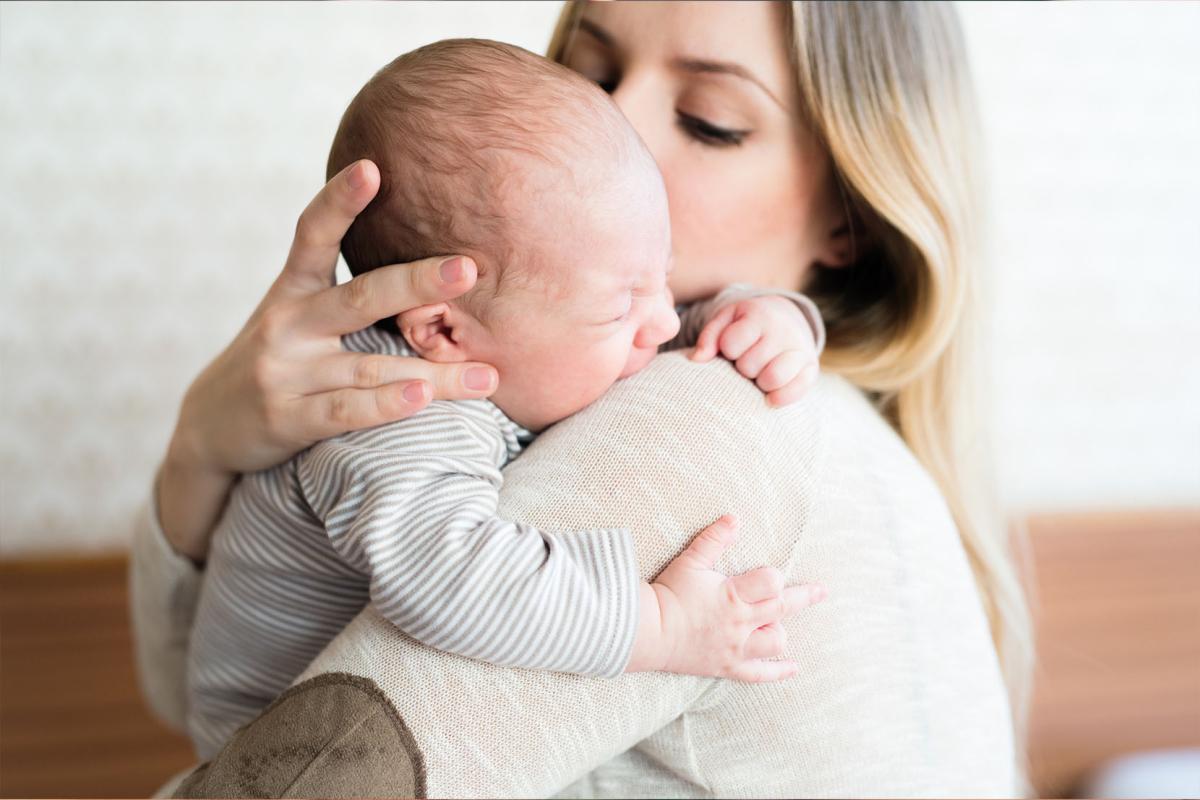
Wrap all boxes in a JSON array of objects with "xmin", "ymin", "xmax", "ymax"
[
  {"xmin": 959, "ymin": 1, "xmax": 1200, "ymax": 511},
  {"xmin": 1, "ymin": 1, "xmax": 1197, "ymax": 555}
]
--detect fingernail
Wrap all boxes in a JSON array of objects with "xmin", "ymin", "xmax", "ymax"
[
  {"xmin": 440, "ymin": 256, "xmax": 465, "ymax": 284},
  {"xmin": 402, "ymin": 381, "xmax": 428, "ymax": 404},
  {"xmin": 813, "ymin": 585, "xmax": 827, "ymax": 602},
  {"xmin": 464, "ymin": 367, "xmax": 494, "ymax": 391},
  {"xmin": 347, "ymin": 161, "xmax": 367, "ymax": 190}
]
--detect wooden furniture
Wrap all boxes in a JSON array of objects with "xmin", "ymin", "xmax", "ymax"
[
  {"xmin": 1, "ymin": 510, "xmax": 1197, "ymax": 798},
  {"xmin": 0, "ymin": 556, "xmax": 195, "ymax": 798},
  {"xmin": 1023, "ymin": 509, "xmax": 1200, "ymax": 796}
]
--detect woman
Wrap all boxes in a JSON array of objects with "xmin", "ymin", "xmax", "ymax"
[{"xmin": 132, "ymin": 2, "xmax": 1033, "ymax": 796}]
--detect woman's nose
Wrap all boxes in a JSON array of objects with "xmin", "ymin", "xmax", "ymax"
[{"xmin": 610, "ymin": 70, "xmax": 669, "ymax": 167}]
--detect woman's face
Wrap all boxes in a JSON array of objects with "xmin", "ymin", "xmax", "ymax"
[{"xmin": 561, "ymin": 1, "xmax": 849, "ymax": 304}]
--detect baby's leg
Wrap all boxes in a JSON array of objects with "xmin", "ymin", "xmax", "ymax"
[{"xmin": 185, "ymin": 476, "xmax": 369, "ymax": 759}]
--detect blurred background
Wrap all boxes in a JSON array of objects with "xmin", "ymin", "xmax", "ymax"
[{"xmin": 1, "ymin": 2, "xmax": 1197, "ymax": 797}]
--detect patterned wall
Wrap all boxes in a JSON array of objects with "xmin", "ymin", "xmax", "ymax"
[{"xmin": 1, "ymin": 2, "xmax": 1197, "ymax": 555}]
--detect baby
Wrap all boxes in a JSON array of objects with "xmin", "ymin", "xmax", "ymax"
[{"xmin": 186, "ymin": 39, "xmax": 825, "ymax": 758}]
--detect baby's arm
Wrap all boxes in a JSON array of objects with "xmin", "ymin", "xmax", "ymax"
[
  {"xmin": 670, "ymin": 284, "xmax": 825, "ymax": 407},
  {"xmin": 297, "ymin": 403, "xmax": 819, "ymax": 680}
]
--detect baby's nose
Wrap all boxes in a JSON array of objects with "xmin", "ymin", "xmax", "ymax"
[{"xmin": 636, "ymin": 302, "xmax": 681, "ymax": 348}]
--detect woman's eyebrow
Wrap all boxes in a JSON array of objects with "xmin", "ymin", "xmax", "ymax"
[
  {"xmin": 578, "ymin": 18, "xmax": 783, "ymax": 111},
  {"xmin": 671, "ymin": 58, "xmax": 784, "ymax": 110},
  {"xmin": 577, "ymin": 18, "xmax": 614, "ymax": 47}
]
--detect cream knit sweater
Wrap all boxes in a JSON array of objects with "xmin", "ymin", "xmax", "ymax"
[{"xmin": 130, "ymin": 353, "xmax": 1016, "ymax": 798}]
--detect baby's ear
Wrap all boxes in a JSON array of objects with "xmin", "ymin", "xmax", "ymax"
[{"xmin": 398, "ymin": 302, "xmax": 469, "ymax": 363}]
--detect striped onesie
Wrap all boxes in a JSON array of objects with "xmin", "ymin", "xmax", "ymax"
[
  {"xmin": 184, "ymin": 286, "xmax": 823, "ymax": 759},
  {"xmin": 185, "ymin": 325, "xmax": 642, "ymax": 757}
]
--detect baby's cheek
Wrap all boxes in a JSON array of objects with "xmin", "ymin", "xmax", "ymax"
[
  {"xmin": 543, "ymin": 342, "xmax": 629, "ymax": 414},
  {"xmin": 619, "ymin": 344, "xmax": 657, "ymax": 379}
]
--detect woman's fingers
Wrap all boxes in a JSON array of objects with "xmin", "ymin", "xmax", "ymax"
[
  {"xmin": 305, "ymin": 255, "xmax": 479, "ymax": 336},
  {"xmin": 743, "ymin": 623, "xmax": 788, "ymax": 659},
  {"xmin": 301, "ymin": 381, "xmax": 436, "ymax": 440},
  {"xmin": 301, "ymin": 357, "xmax": 502, "ymax": 438},
  {"xmin": 279, "ymin": 160, "xmax": 381, "ymax": 296},
  {"xmin": 728, "ymin": 566, "xmax": 785, "ymax": 604},
  {"xmin": 311, "ymin": 352, "xmax": 498, "ymax": 399}
]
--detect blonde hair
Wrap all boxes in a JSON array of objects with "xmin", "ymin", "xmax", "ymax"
[{"xmin": 549, "ymin": 0, "xmax": 1035, "ymax": 774}]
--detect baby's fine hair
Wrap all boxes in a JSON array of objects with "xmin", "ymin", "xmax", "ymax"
[{"xmin": 327, "ymin": 38, "xmax": 638, "ymax": 312}]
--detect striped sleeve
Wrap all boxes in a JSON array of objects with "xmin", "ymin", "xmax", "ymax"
[
  {"xmin": 667, "ymin": 282, "xmax": 826, "ymax": 355},
  {"xmin": 295, "ymin": 403, "xmax": 640, "ymax": 678}
]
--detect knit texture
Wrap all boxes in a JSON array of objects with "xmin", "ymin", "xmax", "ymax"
[{"xmin": 132, "ymin": 353, "xmax": 1015, "ymax": 797}]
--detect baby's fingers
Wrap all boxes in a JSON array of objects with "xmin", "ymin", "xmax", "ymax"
[
  {"xmin": 783, "ymin": 583, "xmax": 827, "ymax": 616},
  {"xmin": 756, "ymin": 351, "xmax": 808, "ymax": 393},
  {"xmin": 728, "ymin": 566, "xmax": 785, "ymax": 604},
  {"xmin": 734, "ymin": 338, "xmax": 778, "ymax": 381},
  {"xmin": 744, "ymin": 623, "xmax": 788, "ymax": 659},
  {"xmin": 674, "ymin": 514, "xmax": 739, "ymax": 570},
  {"xmin": 765, "ymin": 363, "xmax": 819, "ymax": 408},
  {"xmin": 728, "ymin": 659, "xmax": 800, "ymax": 684},
  {"xmin": 748, "ymin": 583, "xmax": 826, "ymax": 626},
  {"xmin": 692, "ymin": 304, "xmax": 737, "ymax": 362},
  {"xmin": 717, "ymin": 317, "xmax": 763, "ymax": 361}
]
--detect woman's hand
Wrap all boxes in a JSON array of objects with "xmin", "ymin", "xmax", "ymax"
[
  {"xmin": 627, "ymin": 515, "xmax": 826, "ymax": 682},
  {"xmin": 157, "ymin": 159, "xmax": 499, "ymax": 563}
]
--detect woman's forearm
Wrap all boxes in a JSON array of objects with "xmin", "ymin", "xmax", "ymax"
[{"xmin": 155, "ymin": 431, "xmax": 235, "ymax": 565}]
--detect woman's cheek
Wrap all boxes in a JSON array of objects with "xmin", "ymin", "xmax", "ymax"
[{"xmin": 665, "ymin": 159, "xmax": 762, "ymax": 302}]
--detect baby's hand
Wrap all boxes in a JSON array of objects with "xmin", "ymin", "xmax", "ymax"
[
  {"xmin": 627, "ymin": 515, "xmax": 826, "ymax": 682},
  {"xmin": 691, "ymin": 296, "xmax": 820, "ymax": 407}
]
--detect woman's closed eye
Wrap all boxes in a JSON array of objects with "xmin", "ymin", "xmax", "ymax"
[
  {"xmin": 676, "ymin": 111, "xmax": 748, "ymax": 148},
  {"xmin": 567, "ymin": 51, "xmax": 749, "ymax": 148},
  {"xmin": 571, "ymin": 64, "xmax": 748, "ymax": 148}
]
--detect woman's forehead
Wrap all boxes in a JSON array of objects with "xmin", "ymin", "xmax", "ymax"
[{"xmin": 580, "ymin": 1, "xmax": 795, "ymax": 102}]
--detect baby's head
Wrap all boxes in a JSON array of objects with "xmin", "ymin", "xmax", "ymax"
[{"xmin": 327, "ymin": 39, "xmax": 678, "ymax": 431}]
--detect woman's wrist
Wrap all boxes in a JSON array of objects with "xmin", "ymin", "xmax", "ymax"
[{"xmin": 154, "ymin": 421, "xmax": 235, "ymax": 566}]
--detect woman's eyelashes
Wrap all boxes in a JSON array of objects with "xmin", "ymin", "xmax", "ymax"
[
  {"xmin": 567, "ymin": 55, "xmax": 749, "ymax": 149},
  {"xmin": 676, "ymin": 111, "xmax": 748, "ymax": 147}
]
